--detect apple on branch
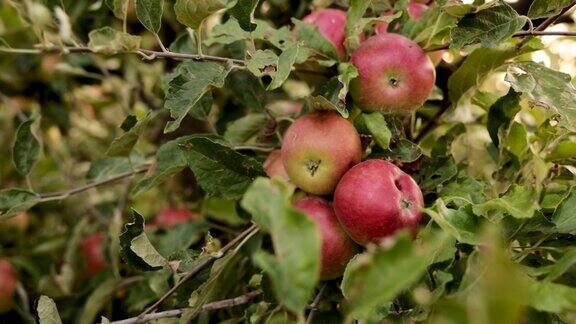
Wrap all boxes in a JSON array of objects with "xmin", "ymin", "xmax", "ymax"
[
  {"xmin": 334, "ymin": 159, "xmax": 424, "ymax": 246},
  {"xmin": 350, "ymin": 33, "xmax": 436, "ymax": 113},
  {"xmin": 281, "ymin": 111, "xmax": 362, "ymax": 195},
  {"xmin": 294, "ymin": 197, "xmax": 358, "ymax": 280}
]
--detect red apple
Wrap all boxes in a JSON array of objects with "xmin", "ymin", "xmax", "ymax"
[
  {"xmin": 350, "ymin": 33, "xmax": 435, "ymax": 113},
  {"xmin": 0, "ymin": 212, "xmax": 29, "ymax": 242},
  {"xmin": 154, "ymin": 208, "xmax": 199, "ymax": 228},
  {"xmin": 302, "ymin": 8, "xmax": 348, "ymax": 59},
  {"xmin": 0, "ymin": 259, "xmax": 18, "ymax": 313},
  {"xmin": 264, "ymin": 150, "xmax": 290, "ymax": 181},
  {"xmin": 294, "ymin": 197, "xmax": 358, "ymax": 280},
  {"xmin": 375, "ymin": 3, "xmax": 428, "ymax": 34},
  {"xmin": 333, "ymin": 159, "xmax": 423, "ymax": 245},
  {"xmin": 281, "ymin": 111, "xmax": 362, "ymax": 195},
  {"xmin": 80, "ymin": 233, "xmax": 107, "ymax": 278}
]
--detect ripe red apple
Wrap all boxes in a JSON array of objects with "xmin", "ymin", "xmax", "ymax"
[
  {"xmin": 281, "ymin": 111, "xmax": 362, "ymax": 195},
  {"xmin": 302, "ymin": 8, "xmax": 348, "ymax": 59},
  {"xmin": 350, "ymin": 33, "xmax": 435, "ymax": 113},
  {"xmin": 264, "ymin": 150, "xmax": 290, "ymax": 181},
  {"xmin": 375, "ymin": 3, "xmax": 428, "ymax": 34},
  {"xmin": 154, "ymin": 208, "xmax": 199, "ymax": 228},
  {"xmin": 333, "ymin": 159, "xmax": 423, "ymax": 245},
  {"xmin": 294, "ymin": 197, "xmax": 358, "ymax": 280},
  {"xmin": 80, "ymin": 233, "xmax": 107, "ymax": 278},
  {"xmin": 0, "ymin": 259, "xmax": 18, "ymax": 313}
]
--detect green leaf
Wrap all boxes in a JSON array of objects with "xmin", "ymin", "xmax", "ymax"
[
  {"xmin": 246, "ymin": 49, "xmax": 278, "ymax": 77},
  {"xmin": 181, "ymin": 136, "xmax": 265, "ymax": 199},
  {"xmin": 450, "ymin": 1, "xmax": 527, "ymax": 49},
  {"xmin": 528, "ymin": 0, "xmax": 574, "ymax": 18},
  {"xmin": 106, "ymin": 113, "xmax": 151, "ymax": 157},
  {"xmin": 448, "ymin": 40, "xmax": 542, "ymax": 104},
  {"xmin": 267, "ymin": 44, "xmax": 300, "ymax": 90},
  {"xmin": 344, "ymin": 0, "xmax": 371, "ymax": 52},
  {"xmin": 355, "ymin": 113, "xmax": 391, "ymax": 149},
  {"xmin": 86, "ymin": 154, "xmax": 147, "ymax": 181},
  {"xmin": 226, "ymin": 71, "xmax": 266, "ymax": 111},
  {"xmin": 37, "ymin": 295, "xmax": 62, "ymax": 324},
  {"xmin": 88, "ymin": 27, "xmax": 141, "ymax": 54},
  {"xmin": 155, "ymin": 221, "xmax": 209, "ymax": 257},
  {"xmin": 546, "ymin": 139, "xmax": 576, "ymax": 161},
  {"xmin": 241, "ymin": 178, "xmax": 321, "ymax": 313},
  {"xmin": 164, "ymin": 61, "xmax": 232, "ymax": 133},
  {"xmin": 438, "ymin": 176, "xmax": 486, "ymax": 206},
  {"xmin": 506, "ymin": 61, "xmax": 576, "ymax": 132},
  {"xmin": 385, "ymin": 139, "xmax": 422, "ymax": 163},
  {"xmin": 224, "ymin": 113, "xmax": 268, "ymax": 144},
  {"xmin": 552, "ymin": 188, "xmax": 576, "ymax": 233},
  {"xmin": 292, "ymin": 19, "xmax": 338, "ymax": 61},
  {"xmin": 402, "ymin": 5, "xmax": 457, "ymax": 49},
  {"xmin": 131, "ymin": 137, "xmax": 189, "ymax": 196},
  {"xmin": 473, "ymin": 185, "xmax": 539, "ymax": 220},
  {"xmin": 528, "ymin": 280, "xmax": 576, "ymax": 313},
  {"xmin": 487, "ymin": 90, "xmax": 521, "ymax": 148},
  {"xmin": 545, "ymin": 248, "xmax": 576, "ymax": 281},
  {"xmin": 174, "ymin": 0, "xmax": 228, "ymax": 29},
  {"xmin": 0, "ymin": 188, "xmax": 39, "ymax": 219},
  {"xmin": 13, "ymin": 117, "xmax": 40, "ymax": 175},
  {"xmin": 424, "ymin": 200, "xmax": 479, "ymax": 245},
  {"xmin": 341, "ymin": 231, "xmax": 450, "ymax": 320},
  {"xmin": 228, "ymin": 0, "xmax": 259, "ymax": 31},
  {"xmin": 78, "ymin": 278, "xmax": 123, "ymax": 323},
  {"xmin": 120, "ymin": 210, "xmax": 163, "ymax": 271},
  {"xmin": 337, "ymin": 63, "xmax": 358, "ymax": 107},
  {"xmin": 109, "ymin": 0, "xmax": 129, "ymax": 19},
  {"xmin": 136, "ymin": 0, "xmax": 164, "ymax": 34},
  {"xmin": 307, "ymin": 77, "xmax": 348, "ymax": 118}
]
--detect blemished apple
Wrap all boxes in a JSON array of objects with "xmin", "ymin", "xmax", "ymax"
[
  {"xmin": 154, "ymin": 208, "xmax": 200, "ymax": 228},
  {"xmin": 80, "ymin": 233, "xmax": 107, "ymax": 278},
  {"xmin": 302, "ymin": 8, "xmax": 348, "ymax": 59},
  {"xmin": 0, "ymin": 259, "xmax": 17, "ymax": 313},
  {"xmin": 375, "ymin": 3, "xmax": 428, "ymax": 34},
  {"xmin": 333, "ymin": 159, "xmax": 424, "ymax": 245},
  {"xmin": 294, "ymin": 197, "xmax": 358, "ymax": 280},
  {"xmin": 264, "ymin": 150, "xmax": 290, "ymax": 181},
  {"xmin": 281, "ymin": 111, "xmax": 362, "ymax": 195},
  {"xmin": 350, "ymin": 33, "xmax": 435, "ymax": 113}
]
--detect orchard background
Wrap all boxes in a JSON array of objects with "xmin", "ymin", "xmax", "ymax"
[{"xmin": 1, "ymin": 0, "xmax": 576, "ymax": 322}]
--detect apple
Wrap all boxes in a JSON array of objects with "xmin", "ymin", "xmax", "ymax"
[
  {"xmin": 0, "ymin": 259, "xmax": 17, "ymax": 313},
  {"xmin": 154, "ymin": 208, "xmax": 199, "ymax": 228},
  {"xmin": 294, "ymin": 197, "xmax": 358, "ymax": 280},
  {"xmin": 281, "ymin": 111, "xmax": 362, "ymax": 195},
  {"xmin": 80, "ymin": 233, "xmax": 107, "ymax": 278},
  {"xmin": 302, "ymin": 8, "xmax": 348, "ymax": 59},
  {"xmin": 333, "ymin": 159, "xmax": 423, "ymax": 245},
  {"xmin": 264, "ymin": 150, "xmax": 290, "ymax": 181},
  {"xmin": 350, "ymin": 33, "xmax": 436, "ymax": 113},
  {"xmin": 375, "ymin": 3, "xmax": 428, "ymax": 34}
]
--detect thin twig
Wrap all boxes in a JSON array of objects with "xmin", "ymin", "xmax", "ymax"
[
  {"xmin": 426, "ymin": 30, "xmax": 576, "ymax": 53},
  {"xmin": 136, "ymin": 224, "xmax": 259, "ymax": 320},
  {"xmin": 108, "ymin": 291, "xmax": 261, "ymax": 324},
  {"xmin": 306, "ymin": 284, "xmax": 327, "ymax": 324},
  {"xmin": 518, "ymin": 0, "xmax": 576, "ymax": 48},
  {"xmin": 38, "ymin": 166, "xmax": 150, "ymax": 202}
]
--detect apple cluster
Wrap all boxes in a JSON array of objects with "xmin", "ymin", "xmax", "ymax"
[{"xmin": 264, "ymin": 2, "xmax": 434, "ymax": 279}]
